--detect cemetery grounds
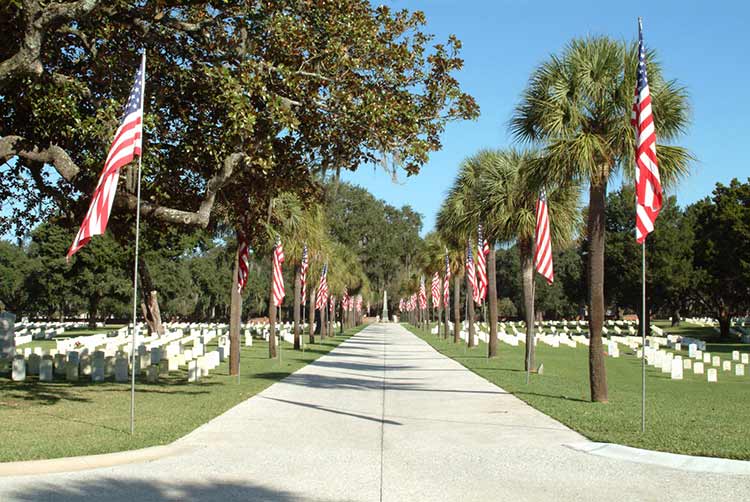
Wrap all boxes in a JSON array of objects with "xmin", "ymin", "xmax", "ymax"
[{"xmin": 409, "ymin": 320, "xmax": 750, "ymax": 460}]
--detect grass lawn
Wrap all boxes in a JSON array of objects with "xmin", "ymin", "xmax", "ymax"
[
  {"xmin": 1, "ymin": 326, "xmax": 363, "ymax": 462},
  {"xmin": 408, "ymin": 323, "xmax": 750, "ymax": 460}
]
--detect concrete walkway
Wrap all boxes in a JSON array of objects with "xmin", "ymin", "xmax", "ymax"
[{"xmin": 2, "ymin": 323, "xmax": 749, "ymax": 501}]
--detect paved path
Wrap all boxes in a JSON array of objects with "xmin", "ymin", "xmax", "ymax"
[{"xmin": 2, "ymin": 324, "xmax": 749, "ymax": 501}]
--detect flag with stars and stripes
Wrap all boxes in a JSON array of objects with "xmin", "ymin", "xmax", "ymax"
[
  {"xmin": 300, "ymin": 245, "xmax": 309, "ymax": 305},
  {"xmin": 315, "ymin": 264, "xmax": 328, "ymax": 310},
  {"xmin": 272, "ymin": 236, "xmax": 285, "ymax": 307},
  {"xmin": 475, "ymin": 225, "xmax": 488, "ymax": 304},
  {"xmin": 67, "ymin": 55, "xmax": 145, "ymax": 260},
  {"xmin": 466, "ymin": 242, "xmax": 477, "ymax": 303},
  {"xmin": 443, "ymin": 251, "xmax": 451, "ymax": 308},
  {"xmin": 534, "ymin": 191, "xmax": 554, "ymax": 284},
  {"xmin": 632, "ymin": 18, "xmax": 662, "ymax": 243},
  {"xmin": 237, "ymin": 237, "xmax": 250, "ymax": 293},
  {"xmin": 431, "ymin": 272, "xmax": 441, "ymax": 309},
  {"xmin": 418, "ymin": 276, "xmax": 427, "ymax": 310}
]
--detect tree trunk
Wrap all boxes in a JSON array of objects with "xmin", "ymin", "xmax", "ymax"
[
  {"xmin": 718, "ymin": 313, "xmax": 731, "ymax": 340},
  {"xmin": 137, "ymin": 255, "xmax": 164, "ymax": 336},
  {"xmin": 487, "ymin": 241, "xmax": 498, "ymax": 358},
  {"xmin": 229, "ymin": 244, "xmax": 241, "ymax": 376},
  {"xmin": 671, "ymin": 306, "xmax": 681, "ymax": 327},
  {"xmin": 466, "ymin": 272, "xmax": 475, "ymax": 347},
  {"xmin": 321, "ymin": 302, "xmax": 327, "ymax": 339},
  {"xmin": 268, "ymin": 292, "xmax": 277, "ymax": 359},
  {"xmin": 293, "ymin": 266, "xmax": 301, "ymax": 350},
  {"xmin": 444, "ymin": 283, "xmax": 450, "ymax": 340},
  {"xmin": 520, "ymin": 238, "xmax": 536, "ymax": 371},
  {"xmin": 453, "ymin": 276, "xmax": 460, "ymax": 343},
  {"xmin": 308, "ymin": 289, "xmax": 316, "ymax": 344},
  {"xmin": 587, "ymin": 180, "xmax": 609, "ymax": 403}
]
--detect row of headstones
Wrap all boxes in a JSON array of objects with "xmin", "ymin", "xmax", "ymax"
[{"xmin": 638, "ymin": 345, "xmax": 748, "ymax": 382}]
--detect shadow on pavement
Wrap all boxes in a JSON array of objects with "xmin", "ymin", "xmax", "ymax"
[
  {"xmin": 262, "ymin": 396, "xmax": 401, "ymax": 425},
  {"xmin": 6, "ymin": 478, "xmax": 300, "ymax": 502}
]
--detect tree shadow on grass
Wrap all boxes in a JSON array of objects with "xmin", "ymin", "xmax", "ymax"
[
  {"xmin": 5, "ymin": 478, "xmax": 300, "ymax": 502},
  {"xmin": 0, "ymin": 380, "xmax": 92, "ymax": 405},
  {"xmin": 513, "ymin": 391, "xmax": 588, "ymax": 403}
]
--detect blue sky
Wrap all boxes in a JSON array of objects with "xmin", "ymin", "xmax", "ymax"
[{"xmin": 344, "ymin": 0, "xmax": 750, "ymax": 234}]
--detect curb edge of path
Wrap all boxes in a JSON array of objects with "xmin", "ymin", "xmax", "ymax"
[
  {"xmin": 564, "ymin": 441, "xmax": 750, "ymax": 475},
  {"xmin": 0, "ymin": 443, "xmax": 197, "ymax": 478}
]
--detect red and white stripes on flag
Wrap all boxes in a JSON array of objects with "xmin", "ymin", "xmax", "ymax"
[
  {"xmin": 431, "ymin": 272, "xmax": 441, "ymax": 309},
  {"xmin": 466, "ymin": 242, "xmax": 477, "ymax": 301},
  {"xmin": 67, "ymin": 57, "xmax": 145, "ymax": 260},
  {"xmin": 300, "ymin": 245, "xmax": 309, "ymax": 305},
  {"xmin": 632, "ymin": 18, "xmax": 662, "ymax": 243},
  {"xmin": 418, "ymin": 276, "xmax": 427, "ymax": 310},
  {"xmin": 475, "ymin": 225, "xmax": 488, "ymax": 304},
  {"xmin": 534, "ymin": 192, "xmax": 554, "ymax": 284},
  {"xmin": 315, "ymin": 264, "xmax": 328, "ymax": 310},
  {"xmin": 237, "ymin": 237, "xmax": 250, "ymax": 293},
  {"xmin": 443, "ymin": 252, "xmax": 451, "ymax": 308},
  {"xmin": 272, "ymin": 236, "xmax": 285, "ymax": 307}
]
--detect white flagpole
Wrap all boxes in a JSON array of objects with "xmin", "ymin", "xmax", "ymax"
[
  {"xmin": 130, "ymin": 50, "xmax": 146, "ymax": 435},
  {"xmin": 641, "ymin": 241, "xmax": 646, "ymax": 433}
]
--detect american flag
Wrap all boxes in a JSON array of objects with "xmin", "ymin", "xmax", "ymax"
[
  {"xmin": 315, "ymin": 263, "xmax": 328, "ymax": 310},
  {"xmin": 410, "ymin": 293, "xmax": 417, "ymax": 311},
  {"xmin": 237, "ymin": 237, "xmax": 250, "ymax": 293},
  {"xmin": 67, "ymin": 55, "xmax": 145, "ymax": 260},
  {"xmin": 272, "ymin": 236, "xmax": 285, "ymax": 307},
  {"xmin": 443, "ymin": 251, "xmax": 450, "ymax": 308},
  {"xmin": 342, "ymin": 288, "xmax": 349, "ymax": 311},
  {"xmin": 356, "ymin": 295, "xmax": 363, "ymax": 314},
  {"xmin": 632, "ymin": 18, "xmax": 662, "ymax": 243},
  {"xmin": 300, "ymin": 245, "xmax": 309, "ymax": 304},
  {"xmin": 466, "ymin": 242, "xmax": 477, "ymax": 302},
  {"xmin": 475, "ymin": 225, "xmax": 488, "ymax": 304},
  {"xmin": 418, "ymin": 276, "xmax": 427, "ymax": 310},
  {"xmin": 534, "ymin": 191, "xmax": 554, "ymax": 284},
  {"xmin": 329, "ymin": 296, "xmax": 335, "ymax": 318},
  {"xmin": 431, "ymin": 272, "xmax": 441, "ymax": 309}
]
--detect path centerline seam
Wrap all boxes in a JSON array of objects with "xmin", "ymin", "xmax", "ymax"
[{"xmin": 379, "ymin": 324, "xmax": 387, "ymax": 502}]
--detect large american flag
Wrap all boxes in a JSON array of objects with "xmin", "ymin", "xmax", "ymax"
[
  {"xmin": 300, "ymin": 245, "xmax": 309, "ymax": 305},
  {"xmin": 272, "ymin": 236, "xmax": 285, "ymax": 307},
  {"xmin": 475, "ymin": 225, "xmax": 488, "ymax": 304},
  {"xmin": 431, "ymin": 271, "xmax": 441, "ymax": 309},
  {"xmin": 534, "ymin": 191, "xmax": 554, "ymax": 284},
  {"xmin": 632, "ymin": 18, "xmax": 662, "ymax": 243},
  {"xmin": 443, "ymin": 251, "xmax": 451, "ymax": 308},
  {"xmin": 238, "ymin": 236, "xmax": 250, "ymax": 293},
  {"xmin": 418, "ymin": 276, "xmax": 427, "ymax": 310},
  {"xmin": 67, "ymin": 56, "xmax": 145, "ymax": 260},
  {"xmin": 466, "ymin": 242, "xmax": 477, "ymax": 302},
  {"xmin": 315, "ymin": 263, "xmax": 328, "ymax": 310}
]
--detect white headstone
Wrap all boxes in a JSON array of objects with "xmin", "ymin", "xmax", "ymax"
[
  {"xmin": 53, "ymin": 353, "xmax": 66, "ymax": 375},
  {"xmin": 703, "ymin": 352, "xmax": 711, "ymax": 364},
  {"xmin": 693, "ymin": 361, "xmax": 705, "ymax": 374},
  {"xmin": 694, "ymin": 349, "xmax": 703, "ymax": 360},
  {"xmin": 65, "ymin": 360, "xmax": 79, "ymax": 381},
  {"xmin": 159, "ymin": 359, "xmax": 169, "ymax": 376},
  {"xmin": 12, "ymin": 355, "xmax": 25, "ymax": 381},
  {"xmin": 732, "ymin": 350, "xmax": 740, "ymax": 361},
  {"xmin": 27, "ymin": 353, "xmax": 41, "ymax": 375},
  {"xmin": 114, "ymin": 357, "xmax": 129, "ymax": 382},
  {"xmin": 722, "ymin": 360, "xmax": 732, "ymax": 372},
  {"xmin": 712, "ymin": 356, "xmax": 721, "ymax": 367},
  {"xmin": 736, "ymin": 364, "xmax": 745, "ymax": 376},
  {"xmin": 92, "ymin": 352, "xmax": 105, "ymax": 382},
  {"xmin": 39, "ymin": 356, "xmax": 53, "ymax": 382},
  {"xmin": 670, "ymin": 358, "xmax": 683, "ymax": 380},
  {"xmin": 683, "ymin": 358, "xmax": 692, "ymax": 370},
  {"xmin": 674, "ymin": 342, "xmax": 682, "ymax": 352},
  {"xmin": 688, "ymin": 343, "xmax": 697, "ymax": 358},
  {"xmin": 188, "ymin": 359, "xmax": 199, "ymax": 382},
  {"xmin": 147, "ymin": 365, "xmax": 158, "ymax": 383},
  {"xmin": 660, "ymin": 354, "xmax": 672, "ymax": 374},
  {"xmin": 707, "ymin": 368, "xmax": 718, "ymax": 383},
  {"xmin": 80, "ymin": 353, "xmax": 92, "ymax": 376}
]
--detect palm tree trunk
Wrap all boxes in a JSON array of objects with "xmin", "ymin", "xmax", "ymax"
[
  {"xmin": 293, "ymin": 266, "xmax": 301, "ymax": 350},
  {"xmin": 229, "ymin": 243, "xmax": 242, "ymax": 375},
  {"xmin": 268, "ymin": 291, "xmax": 277, "ymax": 359},
  {"xmin": 443, "ymin": 284, "xmax": 450, "ymax": 339},
  {"xmin": 453, "ymin": 276, "xmax": 460, "ymax": 343},
  {"xmin": 487, "ymin": 241, "xmax": 498, "ymax": 358},
  {"xmin": 466, "ymin": 273, "xmax": 475, "ymax": 347},
  {"xmin": 321, "ymin": 302, "xmax": 327, "ymax": 339},
  {"xmin": 587, "ymin": 180, "xmax": 609, "ymax": 402},
  {"xmin": 308, "ymin": 289, "xmax": 316, "ymax": 344},
  {"xmin": 520, "ymin": 238, "xmax": 536, "ymax": 371}
]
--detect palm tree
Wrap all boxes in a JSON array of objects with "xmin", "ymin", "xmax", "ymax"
[
  {"xmin": 417, "ymin": 232, "xmax": 448, "ymax": 334},
  {"xmin": 479, "ymin": 149, "xmax": 579, "ymax": 371},
  {"xmin": 511, "ymin": 37, "xmax": 690, "ymax": 402}
]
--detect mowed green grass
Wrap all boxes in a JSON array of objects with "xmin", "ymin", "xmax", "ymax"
[
  {"xmin": 1, "ymin": 327, "xmax": 362, "ymax": 462},
  {"xmin": 408, "ymin": 323, "xmax": 750, "ymax": 460}
]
